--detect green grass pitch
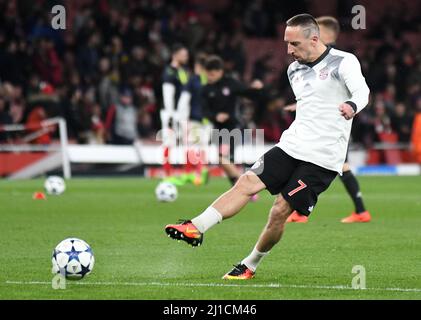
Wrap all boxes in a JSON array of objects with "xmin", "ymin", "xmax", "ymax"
[{"xmin": 0, "ymin": 176, "xmax": 421, "ymax": 299}]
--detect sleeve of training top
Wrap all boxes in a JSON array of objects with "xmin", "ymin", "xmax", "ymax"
[
  {"xmin": 338, "ymin": 54, "xmax": 370, "ymax": 114},
  {"xmin": 162, "ymin": 83, "xmax": 176, "ymax": 112}
]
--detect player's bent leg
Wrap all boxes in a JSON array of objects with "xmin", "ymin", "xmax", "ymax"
[
  {"xmin": 255, "ymin": 194, "xmax": 293, "ymax": 252},
  {"xmin": 223, "ymin": 194, "xmax": 293, "ymax": 279},
  {"xmin": 212, "ymin": 171, "xmax": 265, "ymax": 219},
  {"xmin": 219, "ymin": 156, "xmax": 259, "ymax": 201},
  {"xmin": 165, "ymin": 171, "xmax": 266, "ymax": 247}
]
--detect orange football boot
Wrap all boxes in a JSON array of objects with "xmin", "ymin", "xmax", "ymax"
[
  {"xmin": 341, "ymin": 211, "xmax": 371, "ymax": 223},
  {"xmin": 286, "ymin": 211, "xmax": 308, "ymax": 223},
  {"xmin": 223, "ymin": 264, "xmax": 255, "ymax": 280},
  {"xmin": 165, "ymin": 220, "xmax": 203, "ymax": 247}
]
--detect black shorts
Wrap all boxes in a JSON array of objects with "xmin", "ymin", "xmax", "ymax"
[{"xmin": 249, "ymin": 147, "xmax": 337, "ymax": 216}]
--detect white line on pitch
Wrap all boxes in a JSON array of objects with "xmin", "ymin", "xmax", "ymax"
[{"xmin": 4, "ymin": 281, "xmax": 421, "ymax": 293}]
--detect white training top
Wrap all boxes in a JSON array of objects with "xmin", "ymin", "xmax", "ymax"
[{"xmin": 277, "ymin": 47, "xmax": 370, "ymax": 174}]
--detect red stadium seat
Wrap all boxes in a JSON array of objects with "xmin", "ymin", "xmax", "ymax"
[
  {"xmin": 378, "ymin": 132, "xmax": 402, "ymax": 164},
  {"xmin": 366, "ymin": 149, "xmax": 381, "ymax": 165}
]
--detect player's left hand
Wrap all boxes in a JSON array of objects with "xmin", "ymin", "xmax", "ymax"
[{"xmin": 339, "ymin": 103, "xmax": 355, "ymax": 120}]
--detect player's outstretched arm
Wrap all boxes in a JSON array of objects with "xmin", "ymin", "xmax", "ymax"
[{"xmin": 339, "ymin": 54, "xmax": 370, "ymax": 115}]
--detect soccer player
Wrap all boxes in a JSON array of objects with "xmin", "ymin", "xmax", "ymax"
[
  {"xmin": 200, "ymin": 55, "xmax": 263, "ymax": 190},
  {"xmin": 286, "ymin": 16, "xmax": 372, "ymax": 223},
  {"xmin": 160, "ymin": 43, "xmax": 189, "ymax": 175},
  {"xmin": 161, "ymin": 44, "xmax": 189, "ymax": 130},
  {"xmin": 164, "ymin": 13, "xmax": 370, "ymax": 281},
  {"xmin": 176, "ymin": 53, "xmax": 211, "ymax": 185}
]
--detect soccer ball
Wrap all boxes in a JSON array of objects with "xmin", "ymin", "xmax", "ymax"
[
  {"xmin": 52, "ymin": 238, "xmax": 95, "ymax": 280},
  {"xmin": 155, "ymin": 181, "xmax": 178, "ymax": 202},
  {"xmin": 44, "ymin": 176, "xmax": 66, "ymax": 195}
]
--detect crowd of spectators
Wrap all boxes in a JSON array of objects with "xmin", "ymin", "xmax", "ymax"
[{"xmin": 0, "ymin": 0, "xmax": 420, "ymax": 156}]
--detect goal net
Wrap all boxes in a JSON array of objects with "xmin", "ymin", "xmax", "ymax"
[{"xmin": 0, "ymin": 117, "xmax": 71, "ymax": 179}]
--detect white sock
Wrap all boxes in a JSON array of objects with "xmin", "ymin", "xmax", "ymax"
[
  {"xmin": 241, "ymin": 247, "xmax": 269, "ymax": 272},
  {"xmin": 191, "ymin": 206, "xmax": 223, "ymax": 233}
]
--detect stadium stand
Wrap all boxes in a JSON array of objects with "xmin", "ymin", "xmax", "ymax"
[{"xmin": 0, "ymin": 0, "xmax": 420, "ymax": 177}]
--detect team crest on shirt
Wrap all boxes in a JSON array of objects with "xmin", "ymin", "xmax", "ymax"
[
  {"xmin": 222, "ymin": 87, "xmax": 230, "ymax": 96},
  {"xmin": 319, "ymin": 66, "xmax": 329, "ymax": 80}
]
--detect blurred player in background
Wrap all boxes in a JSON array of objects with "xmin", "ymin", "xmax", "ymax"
[
  {"xmin": 179, "ymin": 53, "xmax": 211, "ymax": 185},
  {"xmin": 164, "ymin": 53, "xmax": 211, "ymax": 186},
  {"xmin": 201, "ymin": 55, "xmax": 263, "ymax": 196},
  {"xmin": 160, "ymin": 43, "xmax": 189, "ymax": 176},
  {"xmin": 285, "ymin": 16, "xmax": 372, "ymax": 224}
]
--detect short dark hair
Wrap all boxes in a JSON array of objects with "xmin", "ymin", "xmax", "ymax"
[
  {"xmin": 316, "ymin": 16, "xmax": 340, "ymax": 37},
  {"xmin": 204, "ymin": 55, "xmax": 224, "ymax": 71},
  {"xmin": 195, "ymin": 53, "xmax": 208, "ymax": 67},
  {"xmin": 286, "ymin": 13, "xmax": 320, "ymax": 38},
  {"xmin": 171, "ymin": 43, "xmax": 187, "ymax": 55}
]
